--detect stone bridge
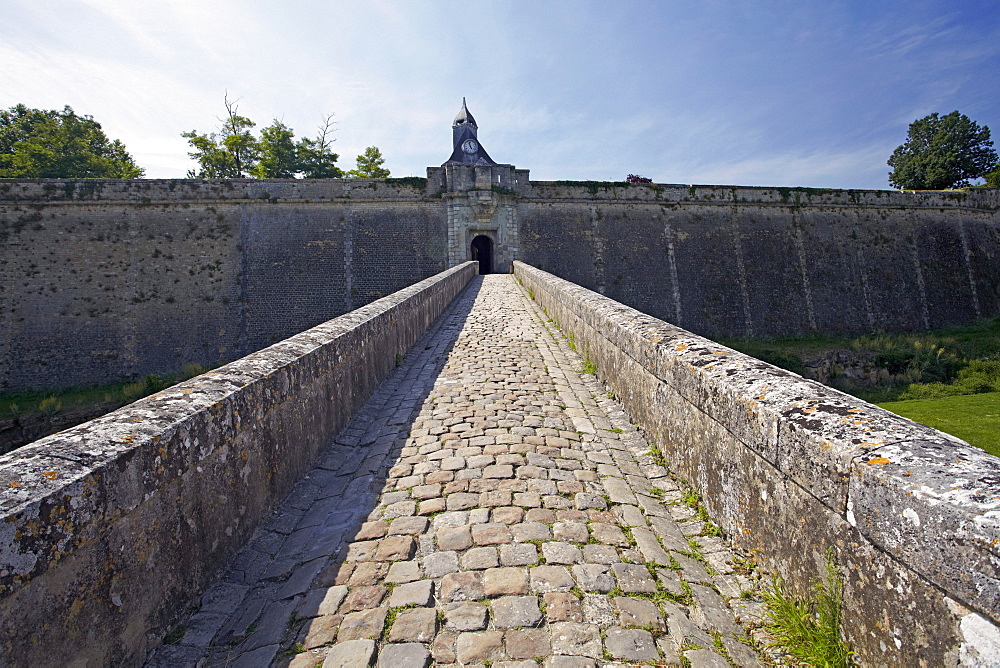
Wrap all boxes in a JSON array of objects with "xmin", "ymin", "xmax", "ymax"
[{"xmin": 1, "ymin": 263, "xmax": 998, "ymax": 666}]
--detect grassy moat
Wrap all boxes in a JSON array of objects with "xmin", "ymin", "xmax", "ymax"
[
  {"xmin": 3, "ymin": 317, "xmax": 1000, "ymax": 457},
  {"xmin": 0, "ymin": 363, "xmax": 210, "ymax": 455},
  {"xmin": 722, "ymin": 317, "xmax": 1000, "ymax": 457}
]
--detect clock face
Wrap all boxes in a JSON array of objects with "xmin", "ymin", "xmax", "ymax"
[{"xmin": 461, "ymin": 139, "xmax": 479, "ymax": 155}]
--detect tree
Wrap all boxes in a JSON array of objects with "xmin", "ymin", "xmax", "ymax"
[
  {"xmin": 348, "ymin": 146, "xmax": 390, "ymax": 178},
  {"xmin": 252, "ymin": 120, "xmax": 299, "ymax": 178},
  {"xmin": 888, "ymin": 111, "xmax": 998, "ymax": 190},
  {"xmin": 0, "ymin": 104, "xmax": 143, "ymax": 178},
  {"xmin": 183, "ymin": 94, "xmax": 260, "ymax": 178},
  {"xmin": 184, "ymin": 97, "xmax": 343, "ymax": 179},
  {"xmin": 986, "ymin": 168, "xmax": 1000, "ymax": 189},
  {"xmin": 183, "ymin": 96, "xmax": 255, "ymax": 178},
  {"xmin": 297, "ymin": 113, "xmax": 343, "ymax": 178}
]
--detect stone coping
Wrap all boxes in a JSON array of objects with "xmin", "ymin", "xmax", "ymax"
[
  {"xmin": 0, "ymin": 261, "xmax": 476, "ymax": 664},
  {"xmin": 2, "ymin": 178, "xmax": 997, "ymax": 210},
  {"xmin": 513, "ymin": 260, "xmax": 1000, "ymax": 624},
  {"xmin": 0, "ymin": 177, "xmax": 436, "ymax": 202}
]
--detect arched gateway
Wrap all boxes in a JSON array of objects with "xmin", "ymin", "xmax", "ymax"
[{"xmin": 470, "ymin": 235, "xmax": 494, "ymax": 274}]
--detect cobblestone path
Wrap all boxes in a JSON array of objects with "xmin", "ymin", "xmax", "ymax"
[{"xmin": 148, "ymin": 275, "xmax": 767, "ymax": 668}]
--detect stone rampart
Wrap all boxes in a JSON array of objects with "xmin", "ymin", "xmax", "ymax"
[
  {"xmin": 3, "ymin": 176, "xmax": 999, "ymax": 394},
  {"xmin": 0, "ymin": 261, "xmax": 477, "ymax": 666},
  {"xmin": 0, "ymin": 178, "xmax": 447, "ymax": 392},
  {"xmin": 518, "ymin": 183, "xmax": 1000, "ymax": 339},
  {"xmin": 514, "ymin": 260, "xmax": 1000, "ymax": 665}
]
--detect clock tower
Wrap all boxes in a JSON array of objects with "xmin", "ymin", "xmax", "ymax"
[
  {"xmin": 446, "ymin": 98, "xmax": 497, "ymax": 166},
  {"xmin": 430, "ymin": 100, "xmax": 527, "ymax": 273}
]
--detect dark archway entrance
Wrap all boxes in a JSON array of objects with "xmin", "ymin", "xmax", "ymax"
[{"xmin": 471, "ymin": 235, "xmax": 494, "ymax": 274}]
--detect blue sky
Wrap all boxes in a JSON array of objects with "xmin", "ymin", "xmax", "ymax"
[{"xmin": 2, "ymin": 1, "xmax": 998, "ymax": 189}]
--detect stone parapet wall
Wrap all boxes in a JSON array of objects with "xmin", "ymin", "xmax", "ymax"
[
  {"xmin": 514, "ymin": 261, "xmax": 1000, "ymax": 665},
  {"xmin": 0, "ymin": 177, "xmax": 439, "ymax": 202},
  {"xmin": 522, "ymin": 181, "xmax": 1000, "ymax": 209},
  {"xmin": 0, "ymin": 261, "xmax": 477, "ymax": 666}
]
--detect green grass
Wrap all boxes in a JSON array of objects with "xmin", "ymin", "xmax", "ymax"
[
  {"xmin": 720, "ymin": 316, "xmax": 1000, "ymax": 403},
  {"xmin": 878, "ymin": 391, "xmax": 1000, "ymax": 457},
  {"xmin": 763, "ymin": 550, "xmax": 853, "ymax": 667},
  {"xmin": 0, "ymin": 363, "xmax": 211, "ymax": 421}
]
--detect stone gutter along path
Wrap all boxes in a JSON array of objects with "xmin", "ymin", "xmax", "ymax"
[{"xmin": 147, "ymin": 275, "xmax": 768, "ymax": 668}]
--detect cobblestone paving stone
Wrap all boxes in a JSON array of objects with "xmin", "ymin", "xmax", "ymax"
[{"xmin": 146, "ymin": 275, "xmax": 772, "ymax": 667}]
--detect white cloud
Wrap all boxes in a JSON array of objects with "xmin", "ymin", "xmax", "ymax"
[{"xmin": 0, "ymin": 0, "xmax": 996, "ymax": 186}]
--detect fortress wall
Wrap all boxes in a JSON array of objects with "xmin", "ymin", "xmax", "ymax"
[
  {"xmin": 2, "ymin": 177, "xmax": 998, "ymax": 394},
  {"xmin": 0, "ymin": 199, "xmax": 245, "ymax": 391},
  {"xmin": 0, "ymin": 261, "xmax": 477, "ymax": 665},
  {"xmin": 0, "ymin": 179, "xmax": 447, "ymax": 391},
  {"xmin": 517, "ymin": 184, "xmax": 1000, "ymax": 339},
  {"xmin": 515, "ymin": 261, "xmax": 1000, "ymax": 665}
]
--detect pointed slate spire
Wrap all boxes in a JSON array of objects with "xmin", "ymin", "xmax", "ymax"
[
  {"xmin": 446, "ymin": 98, "xmax": 496, "ymax": 166},
  {"xmin": 453, "ymin": 97, "xmax": 478, "ymax": 130}
]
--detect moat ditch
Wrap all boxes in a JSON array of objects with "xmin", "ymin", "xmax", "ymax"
[
  {"xmin": 5, "ymin": 317, "xmax": 999, "ymax": 457},
  {"xmin": 0, "ymin": 362, "xmax": 211, "ymax": 455}
]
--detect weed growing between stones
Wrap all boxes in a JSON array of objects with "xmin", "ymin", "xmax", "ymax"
[
  {"xmin": 579, "ymin": 358, "xmax": 597, "ymax": 375},
  {"xmin": 280, "ymin": 642, "xmax": 306, "ymax": 657},
  {"xmin": 762, "ymin": 549, "xmax": 853, "ymax": 667},
  {"xmin": 162, "ymin": 624, "xmax": 186, "ymax": 645}
]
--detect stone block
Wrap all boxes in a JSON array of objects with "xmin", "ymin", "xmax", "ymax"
[
  {"xmin": 500, "ymin": 543, "xmax": 539, "ymax": 567},
  {"xmin": 530, "ymin": 566, "xmax": 576, "ymax": 593},
  {"xmin": 611, "ymin": 563, "xmax": 657, "ymax": 593},
  {"xmin": 374, "ymin": 536, "xmax": 415, "ymax": 561},
  {"xmin": 544, "ymin": 592, "xmax": 583, "ymax": 622},
  {"xmin": 388, "ymin": 516, "xmax": 429, "ymax": 535},
  {"xmin": 613, "ymin": 597, "xmax": 664, "ymax": 630},
  {"xmin": 850, "ymin": 440, "xmax": 1000, "ymax": 620},
  {"xmin": 484, "ymin": 567, "xmax": 530, "ymax": 597},
  {"xmin": 341, "ymin": 585, "xmax": 386, "ymax": 612},
  {"xmin": 388, "ymin": 579, "xmax": 434, "ymax": 608},
  {"xmin": 422, "ymin": 551, "xmax": 460, "ymax": 578},
  {"xmin": 491, "ymin": 595, "xmax": 542, "ymax": 629},
  {"xmin": 549, "ymin": 622, "xmax": 602, "ymax": 659},
  {"xmin": 376, "ymin": 643, "xmax": 429, "ymax": 668},
  {"xmin": 456, "ymin": 631, "xmax": 506, "ymax": 664},
  {"xmin": 472, "ymin": 523, "xmax": 513, "ymax": 545},
  {"xmin": 553, "ymin": 522, "xmax": 589, "ymax": 543},
  {"xmin": 437, "ymin": 525, "xmax": 473, "ymax": 551},
  {"xmin": 440, "ymin": 571, "xmax": 485, "ymax": 602},
  {"xmin": 323, "ymin": 639, "xmax": 376, "ymax": 668},
  {"xmin": 505, "ymin": 628, "xmax": 551, "ymax": 659},
  {"xmin": 457, "ymin": 547, "xmax": 496, "ymax": 571},
  {"xmin": 603, "ymin": 627, "xmax": 658, "ymax": 662},
  {"xmin": 385, "ymin": 561, "xmax": 422, "ymax": 584},
  {"xmin": 542, "ymin": 542, "xmax": 583, "ymax": 565},
  {"xmin": 337, "ymin": 608, "xmax": 388, "ymax": 642},
  {"xmin": 446, "ymin": 601, "xmax": 489, "ymax": 631},
  {"xmin": 511, "ymin": 522, "xmax": 551, "ymax": 542},
  {"xmin": 388, "ymin": 608, "xmax": 437, "ymax": 643},
  {"xmin": 570, "ymin": 565, "xmax": 614, "ymax": 593}
]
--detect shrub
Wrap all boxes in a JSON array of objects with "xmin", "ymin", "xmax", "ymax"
[
  {"xmin": 38, "ymin": 396, "xmax": 61, "ymax": 415},
  {"xmin": 121, "ymin": 381, "xmax": 148, "ymax": 402},
  {"xmin": 180, "ymin": 363, "xmax": 206, "ymax": 380}
]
